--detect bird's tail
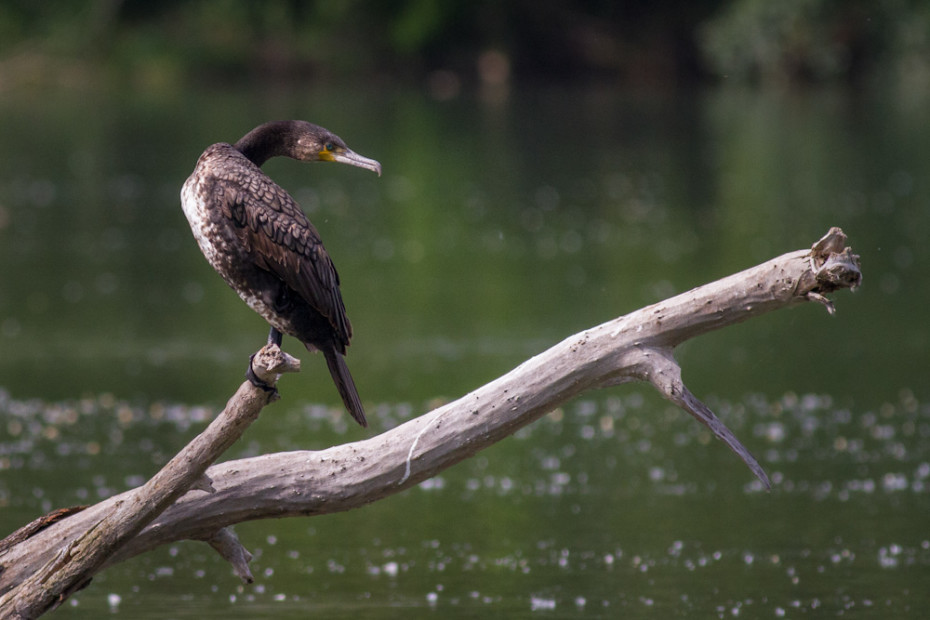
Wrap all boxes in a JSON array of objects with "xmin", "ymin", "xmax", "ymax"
[{"xmin": 322, "ymin": 347, "xmax": 367, "ymax": 428}]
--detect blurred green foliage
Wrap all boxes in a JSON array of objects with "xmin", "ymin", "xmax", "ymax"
[
  {"xmin": 0, "ymin": 0, "xmax": 928, "ymax": 88},
  {"xmin": 700, "ymin": 0, "xmax": 930, "ymax": 83}
]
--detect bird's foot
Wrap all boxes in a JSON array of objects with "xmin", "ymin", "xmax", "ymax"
[{"xmin": 246, "ymin": 353, "xmax": 279, "ymax": 397}]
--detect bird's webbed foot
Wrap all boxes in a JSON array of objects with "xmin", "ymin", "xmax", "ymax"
[{"xmin": 246, "ymin": 353, "xmax": 279, "ymax": 396}]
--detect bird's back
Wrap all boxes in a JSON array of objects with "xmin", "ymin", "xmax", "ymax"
[{"xmin": 181, "ymin": 143, "xmax": 352, "ymax": 352}]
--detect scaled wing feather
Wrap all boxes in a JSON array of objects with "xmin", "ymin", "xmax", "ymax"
[{"xmin": 215, "ymin": 165, "xmax": 352, "ymax": 346}]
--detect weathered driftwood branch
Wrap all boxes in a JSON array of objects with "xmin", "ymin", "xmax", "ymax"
[
  {"xmin": 0, "ymin": 228, "xmax": 861, "ymax": 616},
  {"xmin": 0, "ymin": 348, "xmax": 300, "ymax": 618}
]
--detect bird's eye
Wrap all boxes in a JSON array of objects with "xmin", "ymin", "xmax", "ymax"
[{"xmin": 325, "ymin": 143, "xmax": 336, "ymax": 152}]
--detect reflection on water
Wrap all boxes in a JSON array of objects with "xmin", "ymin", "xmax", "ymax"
[{"xmin": 1, "ymin": 82, "xmax": 930, "ymax": 617}]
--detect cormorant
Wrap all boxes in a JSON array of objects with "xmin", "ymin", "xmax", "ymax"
[{"xmin": 181, "ymin": 120, "xmax": 381, "ymax": 427}]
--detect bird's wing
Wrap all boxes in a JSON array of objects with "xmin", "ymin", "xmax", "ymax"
[{"xmin": 214, "ymin": 161, "xmax": 352, "ymax": 346}]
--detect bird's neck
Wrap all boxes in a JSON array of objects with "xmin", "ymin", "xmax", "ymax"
[{"xmin": 233, "ymin": 121, "xmax": 297, "ymax": 167}]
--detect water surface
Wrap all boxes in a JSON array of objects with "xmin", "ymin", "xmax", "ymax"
[{"xmin": 1, "ymin": 82, "xmax": 928, "ymax": 617}]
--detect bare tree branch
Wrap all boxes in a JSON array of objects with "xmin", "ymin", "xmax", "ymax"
[
  {"xmin": 0, "ymin": 347, "xmax": 300, "ymax": 618},
  {"xmin": 0, "ymin": 228, "xmax": 862, "ymax": 617}
]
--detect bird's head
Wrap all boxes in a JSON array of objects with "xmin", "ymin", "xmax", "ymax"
[
  {"xmin": 295, "ymin": 122, "xmax": 382, "ymax": 176},
  {"xmin": 236, "ymin": 120, "xmax": 381, "ymax": 176}
]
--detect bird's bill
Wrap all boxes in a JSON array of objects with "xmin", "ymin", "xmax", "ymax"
[{"xmin": 332, "ymin": 149, "xmax": 382, "ymax": 176}]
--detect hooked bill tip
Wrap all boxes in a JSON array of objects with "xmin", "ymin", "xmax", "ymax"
[{"xmin": 334, "ymin": 149, "xmax": 382, "ymax": 177}]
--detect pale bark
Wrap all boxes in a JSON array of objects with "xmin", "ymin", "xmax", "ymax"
[{"xmin": 0, "ymin": 228, "xmax": 862, "ymax": 618}]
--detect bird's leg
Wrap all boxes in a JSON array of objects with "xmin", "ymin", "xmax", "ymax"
[{"xmin": 246, "ymin": 328, "xmax": 284, "ymax": 394}]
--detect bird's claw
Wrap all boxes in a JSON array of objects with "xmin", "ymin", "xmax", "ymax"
[{"xmin": 246, "ymin": 353, "xmax": 279, "ymax": 397}]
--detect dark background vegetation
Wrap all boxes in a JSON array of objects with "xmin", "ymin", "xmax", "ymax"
[{"xmin": 1, "ymin": 0, "xmax": 929, "ymax": 91}]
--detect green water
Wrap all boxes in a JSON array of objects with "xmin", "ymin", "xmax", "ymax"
[{"xmin": 1, "ymin": 81, "xmax": 929, "ymax": 617}]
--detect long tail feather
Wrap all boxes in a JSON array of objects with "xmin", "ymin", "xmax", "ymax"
[{"xmin": 322, "ymin": 348, "xmax": 367, "ymax": 427}]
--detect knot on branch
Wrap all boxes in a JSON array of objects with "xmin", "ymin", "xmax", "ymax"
[
  {"xmin": 810, "ymin": 227, "xmax": 862, "ymax": 293},
  {"xmin": 797, "ymin": 227, "xmax": 862, "ymax": 313}
]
